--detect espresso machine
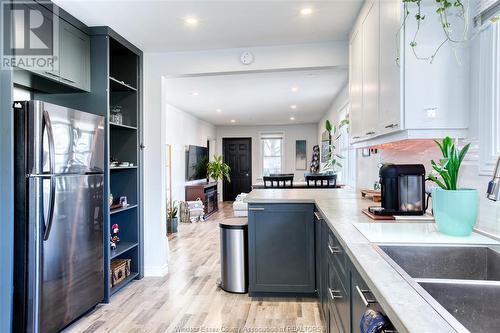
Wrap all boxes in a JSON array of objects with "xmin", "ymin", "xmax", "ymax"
[{"xmin": 369, "ymin": 164, "xmax": 426, "ymax": 216}]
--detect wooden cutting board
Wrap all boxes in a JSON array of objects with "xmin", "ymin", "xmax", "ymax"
[
  {"xmin": 361, "ymin": 208, "xmax": 395, "ymax": 220},
  {"xmin": 360, "ymin": 189, "xmax": 382, "ymax": 202}
]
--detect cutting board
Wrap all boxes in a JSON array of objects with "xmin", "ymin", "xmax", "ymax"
[
  {"xmin": 361, "ymin": 208, "xmax": 395, "ymax": 221},
  {"xmin": 360, "ymin": 189, "xmax": 382, "ymax": 202}
]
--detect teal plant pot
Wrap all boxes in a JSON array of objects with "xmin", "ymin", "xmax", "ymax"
[{"xmin": 432, "ymin": 188, "xmax": 479, "ymax": 236}]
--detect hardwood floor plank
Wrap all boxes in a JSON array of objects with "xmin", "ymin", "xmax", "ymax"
[{"xmin": 63, "ymin": 202, "xmax": 324, "ymax": 333}]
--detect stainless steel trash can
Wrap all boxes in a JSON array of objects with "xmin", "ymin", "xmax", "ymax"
[{"xmin": 219, "ymin": 218, "xmax": 248, "ymax": 293}]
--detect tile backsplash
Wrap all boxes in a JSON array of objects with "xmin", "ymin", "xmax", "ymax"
[{"xmin": 356, "ymin": 140, "xmax": 500, "ymax": 238}]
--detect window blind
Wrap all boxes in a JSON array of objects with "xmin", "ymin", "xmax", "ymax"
[{"xmin": 474, "ymin": 0, "xmax": 500, "ymax": 26}]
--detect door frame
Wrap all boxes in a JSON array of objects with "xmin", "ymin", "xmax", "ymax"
[{"xmin": 222, "ymin": 137, "xmax": 252, "ymax": 201}]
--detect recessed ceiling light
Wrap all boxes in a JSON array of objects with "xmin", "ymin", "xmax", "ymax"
[
  {"xmin": 290, "ymin": 117, "xmax": 295, "ymax": 121},
  {"xmin": 291, "ymin": 86, "xmax": 299, "ymax": 92},
  {"xmin": 192, "ymin": 91, "xmax": 199, "ymax": 96},
  {"xmin": 290, "ymin": 105, "xmax": 297, "ymax": 110},
  {"xmin": 230, "ymin": 119, "xmax": 236, "ymax": 123},
  {"xmin": 216, "ymin": 108, "xmax": 222, "ymax": 113},
  {"xmin": 300, "ymin": 7, "xmax": 313, "ymax": 16},
  {"xmin": 185, "ymin": 17, "xmax": 199, "ymax": 25}
]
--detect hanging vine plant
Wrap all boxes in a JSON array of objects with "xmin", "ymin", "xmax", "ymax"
[{"xmin": 401, "ymin": 0, "xmax": 470, "ymax": 63}]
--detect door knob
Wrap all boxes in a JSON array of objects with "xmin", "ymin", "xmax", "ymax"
[{"xmin": 245, "ymin": 173, "xmax": 249, "ymax": 176}]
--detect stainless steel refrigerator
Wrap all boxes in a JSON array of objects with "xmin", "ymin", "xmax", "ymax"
[{"xmin": 13, "ymin": 101, "xmax": 105, "ymax": 333}]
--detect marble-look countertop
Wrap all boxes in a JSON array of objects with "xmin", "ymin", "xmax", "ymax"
[{"xmin": 245, "ymin": 188, "xmax": 498, "ymax": 333}]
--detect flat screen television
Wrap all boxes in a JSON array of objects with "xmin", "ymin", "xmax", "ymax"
[{"xmin": 186, "ymin": 145, "xmax": 209, "ymax": 181}]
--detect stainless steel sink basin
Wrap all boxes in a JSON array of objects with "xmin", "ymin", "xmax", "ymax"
[
  {"xmin": 418, "ymin": 279, "xmax": 500, "ymax": 333},
  {"xmin": 379, "ymin": 245, "xmax": 500, "ymax": 280},
  {"xmin": 377, "ymin": 244, "xmax": 500, "ymax": 333}
]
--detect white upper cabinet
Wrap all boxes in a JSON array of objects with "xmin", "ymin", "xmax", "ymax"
[
  {"xmin": 349, "ymin": 28, "xmax": 363, "ymax": 140},
  {"xmin": 349, "ymin": 0, "xmax": 469, "ymax": 146},
  {"xmin": 379, "ymin": 0, "xmax": 401, "ymax": 134},
  {"xmin": 361, "ymin": 0, "xmax": 380, "ymax": 138}
]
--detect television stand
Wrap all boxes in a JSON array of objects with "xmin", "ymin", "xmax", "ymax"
[{"xmin": 185, "ymin": 182, "xmax": 219, "ymax": 218}]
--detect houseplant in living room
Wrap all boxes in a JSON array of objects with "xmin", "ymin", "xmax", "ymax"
[
  {"xmin": 206, "ymin": 154, "xmax": 231, "ymax": 183},
  {"xmin": 323, "ymin": 118, "xmax": 349, "ymax": 176},
  {"xmin": 428, "ymin": 137, "xmax": 478, "ymax": 236},
  {"xmin": 167, "ymin": 201, "xmax": 179, "ymax": 234}
]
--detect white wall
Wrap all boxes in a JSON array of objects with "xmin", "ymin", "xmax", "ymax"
[
  {"xmin": 166, "ymin": 103, "xmax": 216, "ymax": 202},
  {"xmin": 143, "ymin": 42, "xmax": 348, "ymax": 276},
  {"xmin": 317, "ymin": 85, "xmax": 349, "ymax": 144},
  {"xmin": 216, "ymin": 123, "xmax": 318, "ymax": 189}
]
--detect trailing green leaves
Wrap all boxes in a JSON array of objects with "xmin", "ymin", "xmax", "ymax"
[
  {"xmin": 428, "ymin": 136, "xmax": 470, "ymax": 190},
  {"xmin": 400, "ymin": 0, "xmax": 468, "ymax": 63}
]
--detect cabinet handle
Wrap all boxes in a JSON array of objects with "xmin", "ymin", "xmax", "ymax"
[
  {"xmin": 355, "ymin": 285, "xmax": 377, "ymax": 307},
  {"xmin": 248, "ymin": 207, "xmax": 265, "ymax": 211},
  {"xmin": 44, "ymin": 71, "xmax": 60, "ymax": 78},
  {"xmin": 314, "ymin": 212, "xmax": 323, "ymax": 221},
  {"xmin": 384, "ymin": 123, "xmax": 398, "ymax": 129},
  {"xmin": 61, "ymin": 77, "xmax": 75, "ymax": 84},
  {"xmin": 328, "ymin": 288, "xmax": 342, "ymax": 300},
  {"xmin": 365, "ymin": 131, "xmax": 376, "ymax": 135},
  {"xmin": 140, "ymin": 144, "xmax": 146, "ymax": 150},
  {"xmin": 328, "ymin": 244, "xmax": 342, "ymax": 254},
  {"xmin": 352, "ymin": 136, "xmax": 361, "ymax": 139}
]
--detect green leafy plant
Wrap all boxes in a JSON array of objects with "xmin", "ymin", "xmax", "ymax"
[
  {"xmin": 323, "ymin": 118, "xmax": 350, "ymax": 173},
  {"xmin": 168, "ymin": 201, "xmax": 178, "ymax": 219},
  {"xmin": 400, "ymin": 0, "xmax": 468, "ymax": 63},
  {"xmin": 428, "ymin": 136, "xmax": 470, "ymax": 190},
  {"xmin": 207, "ymin": 155, "xmax": 231, "ymax": 182}
]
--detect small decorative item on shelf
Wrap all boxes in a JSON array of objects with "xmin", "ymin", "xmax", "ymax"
[
  {"xmin": 110, "ymin": 157, "xmax": 119, "ymax": 168},
  {"xmin": 109, "ymin": 193, "xmax": 114, "ymax": 207},
  {"xmin": 167, "ymin": 201, "xmax": 179, "ymax": 233},
  {"xmin": 119, "ymin": 196, "xmax": 129, "ymax": 208},
  {"xmin": 110, "ymin": 223, "xmax": 120, "ymax": 250},
  {"xmin": 110, "ymin": 105, "xmax": 123, "ymax": 125},
  {"xmin": 110, "ymin": 258, "xmax": 131, "ymax": 287},
  {"xmin": 119, "ymin": 162, "xmax": 130, "ymax": 167}
]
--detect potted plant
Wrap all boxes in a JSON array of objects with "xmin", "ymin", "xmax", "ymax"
[
  {"xmin": 428, "ymin": 137, "xmax": 478, "ymax": 236},
  {"xmin": 167, "ymin": 201, "xmax": 179, "ymax": 234},
  {"xmin": 323, "ymin": 118, "xmax": 349, "ymax": 176},
  {"xmin": 207, "ymin": 155, "xmax": 231, "ymax": 183}
]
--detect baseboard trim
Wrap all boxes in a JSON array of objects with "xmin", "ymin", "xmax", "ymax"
[{"xmin": 144, "ymin": 263, "xmax": 169, "ymax": 277}]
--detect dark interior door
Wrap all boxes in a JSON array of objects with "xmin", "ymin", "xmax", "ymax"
[{"xmin": 223, "ymin": 138, "xmax": 252, "ymax": 201}]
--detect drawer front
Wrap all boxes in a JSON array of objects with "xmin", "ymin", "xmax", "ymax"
[
  {"xmin": 328, "ymin": 260, "xmax": 350, "ymax": 333},
  {"xmin": 327, "ymin": 229, "xmax": 348, "ymax": 287}
]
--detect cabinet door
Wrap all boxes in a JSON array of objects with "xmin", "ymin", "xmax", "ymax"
[
  {"xmin": 349, "ymin": 27, "xmax": 363, "ymax": 141},
  {"xmin": 12, "ymin": 3, "xmax": 60, "ymax": 80},
  {"xmin": 379, "ymin": 0, "xmax": 401, "ymax": 133},
  {"xmin": 315, "ymin": 212, "xmax": 322, "ymax": 293},
  {"xmin": 361, "ymin": 0, "xmax": 380, "ymax": 138},
  {"xmin": 59, "ymin": 19, "xmax": 90, "ymax": 91},
  {"xmin": 321, "ymin": 220, "xmax": 329, "ymax": 319},
  {"xmin": 248, "ymin": 204, "xmax": 315, "ymax": 294}
]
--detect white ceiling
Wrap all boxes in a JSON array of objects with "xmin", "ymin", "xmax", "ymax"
[
  {"xmin": 164, "ymin": 68, "xmax": 347, "ymax": 126},
  {"xmin": 53, "ymin": 0, "xmax": 363, "ymax": 52}
]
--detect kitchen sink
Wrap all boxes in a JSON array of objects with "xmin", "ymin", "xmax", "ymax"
[
  {"xmin": 377, "ymin": 244, "xmax": 500, "ymax": 333},
  {"xmin": 379, "ymin": 245, "xmax": 500, "ymax": 281}
]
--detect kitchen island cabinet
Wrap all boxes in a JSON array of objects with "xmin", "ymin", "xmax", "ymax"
[{"xmin": 248, "ymin": 203, "xmax": 315, "ymax": 295}]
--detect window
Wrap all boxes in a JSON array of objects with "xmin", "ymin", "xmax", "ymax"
[{"xmin": 261, "ymin": 133, "xmax": 284, "ymax": 176}]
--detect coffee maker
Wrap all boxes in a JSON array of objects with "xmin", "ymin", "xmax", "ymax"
[{"xmin": 369, "ymin": 164, "xmax": 426, "ymax": 216}]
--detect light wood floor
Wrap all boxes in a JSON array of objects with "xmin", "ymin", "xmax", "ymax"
[{"xmin": 64, "ymin": 202, "xmax": 324, "ymax": 333}]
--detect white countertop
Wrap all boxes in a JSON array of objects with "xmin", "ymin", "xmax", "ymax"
[
  {"xmin": 245, "ymin": 188, "xmax": 497, "ymax": 333},
  {"xmin": 354, "ymin": 222, "xmax": 500, "ymax": 245}
]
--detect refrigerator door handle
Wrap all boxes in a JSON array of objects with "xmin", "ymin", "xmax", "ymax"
[{"xmin": 42, "ymin": 111, "xmax": 56, "ymax": 241}]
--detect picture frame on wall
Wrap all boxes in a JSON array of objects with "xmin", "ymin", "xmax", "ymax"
[{"xmin": 295, "ymin": 140, "xmax": 307, "ymax": 170}]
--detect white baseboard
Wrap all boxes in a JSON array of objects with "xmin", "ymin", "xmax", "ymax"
[{"xmin": 144, "ymin": 263, "xmax": 169, "ymax": 277}]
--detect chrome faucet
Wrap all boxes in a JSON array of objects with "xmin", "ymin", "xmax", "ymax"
[{"xmin": 487, "ymin": 156, "xmax": 500, "ymax": 201}]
